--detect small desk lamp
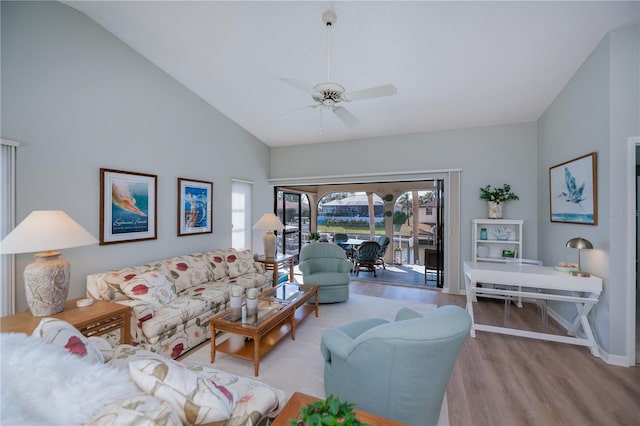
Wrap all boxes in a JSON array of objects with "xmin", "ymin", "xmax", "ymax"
[
  {"xmin": 0, "ymin": 210, "xmax": 98, "ymax": 316},
  {"xmin": 565, "ymin": 237, "xmax": 593, "ymax": 277},
  {"xmin": 253, "ymin": 213, "xmax": 285, "ymax": 259}
]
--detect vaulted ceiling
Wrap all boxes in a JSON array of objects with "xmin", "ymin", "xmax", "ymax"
[{"xmin": 65, "ymin": 1, "xmax": 639, "ymax": 147}]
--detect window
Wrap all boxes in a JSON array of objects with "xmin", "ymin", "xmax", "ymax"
[
  {"xmin": 1, "ymin": 139, "xmax": 19, "ymax": 316},
  {"xmin": 231, "ymin": 179, "xmax": 253, "ymax": 250}
]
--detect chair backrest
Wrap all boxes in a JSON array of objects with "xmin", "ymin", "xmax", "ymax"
[
  {"xmin": 377, "ymin": 235, "xmax": 390, "ymax": 255},
  {"xmin": 299, "ymin": 243, "xmax": 347, "ymax": 262},
  {"xmin": 333, "ymin": 233, "xmax": 349, "ymax": 244},
  {"xmin": 355, "ymin": 241, "xmax": 381, "ymax": 261}
]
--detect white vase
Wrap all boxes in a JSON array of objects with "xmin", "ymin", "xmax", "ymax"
[{"xmin": 488, "ymin": 201, "xmax": 503, "ymax": 219}]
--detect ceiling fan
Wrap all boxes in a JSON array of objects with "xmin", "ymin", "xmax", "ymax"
[{"xmin": 279, "ymin": 10, "xmax": 397, "ymax": 128}]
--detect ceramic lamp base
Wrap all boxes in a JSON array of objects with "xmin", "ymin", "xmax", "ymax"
[
  {"xmin": 24, "ymin": 252, "xmax": 70, "ymax": 317},
  {"xmin": 263, "ymin": 231, "xmax": 276, "ymax": 259}
]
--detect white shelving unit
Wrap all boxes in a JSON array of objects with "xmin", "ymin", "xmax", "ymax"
[{"xmin": 472, "ymin": 219, "xmax": 523, "ymax": 263}]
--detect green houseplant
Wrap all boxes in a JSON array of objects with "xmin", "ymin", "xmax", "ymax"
[
  {"xmin": 290, "ymin": 394, "xmax": 363, "ymax": 426},
  {"xmin": 308, "ymin": 232, "xmax": 321, "ymax": 242},
  {"xmin": 479, "ymin": 184, "xmax": 519, "ymax": 218}
]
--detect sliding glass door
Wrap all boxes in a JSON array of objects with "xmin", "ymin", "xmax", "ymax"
[{"xmin": 275, "ymin": 190, "xmax": 310, "ymax": 258}]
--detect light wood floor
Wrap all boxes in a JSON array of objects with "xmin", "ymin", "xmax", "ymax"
[{"xmin": 350, "ymin": 280, "xmax": 640, "ymax": 426}]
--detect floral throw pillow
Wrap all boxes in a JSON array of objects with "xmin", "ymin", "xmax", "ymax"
[
  {"xmin": 164, "ymin": 254, "xmax": 213, "ymax": 293},
  {"xmin": 32, "ymin": 318, "xmax": 104, "ymax": 364},
  {"xmin": 204, "ymin": 249, "xmax": 235, "ymax": 281},
  {"xmin": 129, "ymin": 359, "xmax": 236, "ymax": 425},
  {"xmin": 226, "ymin": 249, "xmax": 258, "ymax": 278},
  {"xmin": 121, "ymin": 270, "xmax": 177, "ymax": 308}
]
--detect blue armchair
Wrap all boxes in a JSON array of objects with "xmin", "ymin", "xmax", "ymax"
[
  {"xmin": 320, "ymin": 305, "xmax": 471, "ymax": 426},
  {"xmin": 298, "ymin": 243, "xmax": 352, "ymax": 303}
]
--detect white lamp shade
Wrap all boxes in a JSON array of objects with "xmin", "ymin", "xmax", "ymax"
[
  {"xmin": 253, "ymin": 213, "xmax": 285, "ymax": 231},
  {"xmin": 0, "ymin": 210, "xmax": 98, "ymax": 254}
]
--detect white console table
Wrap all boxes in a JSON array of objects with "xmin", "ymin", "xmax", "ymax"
[{"xmin": 463, "ymin": 261, "xmax": 603, "ymax": 356}]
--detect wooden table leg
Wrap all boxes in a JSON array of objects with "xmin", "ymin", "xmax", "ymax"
[
  {"xmin": 253, "ymin": 335, "xmax": 261, "ymax": 376},
  {"xmin": 290, "ymin": 314, "xmax": 296, "ymax": 340},
  {"xmin": 314, "ymin": 290, "xmax": 319, "ymax": 317},
  {"xmin": 210, "ymin": 324, "xmax": 217, "ymax": 363},
  {"xmin": 289, "ymin": 257, "xmax": 294, "ymax": 282}
]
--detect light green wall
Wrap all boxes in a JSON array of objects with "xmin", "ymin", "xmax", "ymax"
[
  {"xmin": 1, "ymin": 1, "xmax": 272, "ymax": 311},
  {"xmin": 271, "ymin": 122, "xmax": 540, "ymax": 284},
  {"xmin": 538, "ymin": 24, "xmax": 639, "ymax": 359}
]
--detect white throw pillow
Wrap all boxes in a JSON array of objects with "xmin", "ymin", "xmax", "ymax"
[
  {"xmin": 129, "ymin": 359, "xmax": 236, "ymax": 425},
  {"xmin": 121, "ymin": 270, "xmax": 177, "ymax": 307},
  {"xmin": 32, "ymin": 317, "xmax": 104, "ymax": 364}
]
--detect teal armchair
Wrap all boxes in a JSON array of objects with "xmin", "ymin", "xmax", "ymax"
[
  {"xmin": 298, "ymin": 243, "xmax": 352, "ymax": 303},
  {"xmin": 320, "ymin": 305, "xmax": 471, "ymax": 426}
]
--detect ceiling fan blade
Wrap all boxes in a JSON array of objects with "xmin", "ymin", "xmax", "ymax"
[
  {"xmin": 277, "ymin": 104, "xmax": 320, "ymax": 118},
  {"xmin": 344, "ymin": 84, "xmax": 397, "ymax": 102},
  {"xmin": 332, "ymin": 106, "xmax": 360, "ymax": 127},
  {"xmin": 279, "ymin": 77, "xmax": 318, "ymax": 97}
]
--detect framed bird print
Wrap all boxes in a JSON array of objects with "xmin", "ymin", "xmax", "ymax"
[
  {"xmin": 549, "ymin": 152, "xmax": 597, "ymax": 225},
  {"xmin": 100, "ymin": 168, "xmax": 157, "ymax": 244}
]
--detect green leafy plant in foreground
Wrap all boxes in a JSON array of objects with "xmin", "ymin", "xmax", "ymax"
[{"xmin": 290, "ymin": 394, "xmax": 365, "ymax": 426}]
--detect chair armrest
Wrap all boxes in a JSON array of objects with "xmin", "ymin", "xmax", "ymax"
[
  {"xmin": 337, "ymin": 259, "xmax": 353, "ymax": 273},
  {"xmin": 321, "ymin": 318, "xmax": 389, "ymax": 361},
  {"xmin": 298, "ymin": 261, "xmax": 312, "ymax": 276},
  {"xmin": 320, "ymin": 328, "xmax": 354, "ymax": 361},
  {"xmin": 395, "ymin": 307, "xmax": 423, "ymax": 321}
]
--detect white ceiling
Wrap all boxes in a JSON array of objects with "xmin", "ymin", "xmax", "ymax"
[{"xmin": 64, "ymin": 1, "xmax": 639, "ymax": 147}]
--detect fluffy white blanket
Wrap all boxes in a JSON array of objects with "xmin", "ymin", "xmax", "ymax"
[{"xmin": 1, "ymin": 333, "xmax": 142, "ymax": 425}]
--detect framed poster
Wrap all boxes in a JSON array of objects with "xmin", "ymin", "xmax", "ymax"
[
  {"xmin": 178, "ymin": 177, "xmax": 213, "ymax": 236},
  {"xmin": 100, "ymin": 168, "xmax": 157, "ymax": 245},
  {"xmin": 549, "ymin": 152, "xmax": 597, "ymax": 225}
]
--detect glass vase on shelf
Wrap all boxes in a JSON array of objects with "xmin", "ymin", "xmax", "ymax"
[{"xmin": 480, "ymin": 228, "xmax": 488, "ymax": 240}]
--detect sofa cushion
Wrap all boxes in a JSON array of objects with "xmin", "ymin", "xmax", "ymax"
[
  {"xmin": 204, "ymin": 249, "xmax": 235, "ymax": 281},
  {"xmin": 226, "ymin": 249, "xmax": 258, "ymax": 278},
  {"xmin": 120, "ymin": 270, "xmax": 177, "ymax": 308},
  {"xmin": 164, "ymin": 254, "xmax": 214, "ymax": 293},
  {"xmin": 32, "ymin": 317, "xmax": 104, "ymax": 364},
  {"xmin": 88, "ymin": 394, "xmax": 182, "ymax": 426},
  {"xmin": 129, "ymin": 358, "xmax": 236, "ymax": 425}
]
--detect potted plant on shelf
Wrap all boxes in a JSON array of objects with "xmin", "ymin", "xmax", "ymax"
[
  {"xmin": 290, "ymin": 394, "xmax": 362, "ymax": 426},
  {"xmin": 479, "ymin": 184, "xmax": 519, "ymax": 219}
]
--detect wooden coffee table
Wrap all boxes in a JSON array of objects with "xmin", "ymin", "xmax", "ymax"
[
  {"xmin": 272, "ymin": 392, "xmax": 407, "ymax": 426},
  {"xmin": 210, "ymin": 283, "xmax": 318, "ymax": 376}
]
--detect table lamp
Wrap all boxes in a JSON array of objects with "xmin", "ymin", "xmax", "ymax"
[
  {"xmin": 565, "ymin": 237, "xmax": 593, "ymax": 277},
  {"xmin": 253, "ymin": 213, "xmax": 285, "ymax": 259},
  {"xmin": 0, "ymin": 210, "xmax": 98, "ymax": 316}
]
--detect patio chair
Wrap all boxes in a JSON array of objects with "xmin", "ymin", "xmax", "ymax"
[
  {"xmin": 353, "ymin": 241, "xmax": 381, "ymax": 277},
  {"xmin": 376, "ymin": 235, "xmax": 390, "ymax": 269},
  {"xmin": 333, "ymin": 233, "xmax": 354, "ymax": 259}
]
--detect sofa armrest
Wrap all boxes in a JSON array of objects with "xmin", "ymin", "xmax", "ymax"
[{"xmin": 337, "ymin": 259, "xmax": 353, "ymax": 273}]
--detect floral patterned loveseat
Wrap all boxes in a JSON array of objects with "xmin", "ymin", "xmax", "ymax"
[
  {"xmin": 87, "ymin": 249, "xmax": 272, "ymax": 358},
  {"xmin": 2, "ymin": 318, "xmax": 284, "ymax": 425}
]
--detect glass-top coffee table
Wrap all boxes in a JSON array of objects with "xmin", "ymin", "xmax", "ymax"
[{"xmin": 209, "ymin": 283, "xmax": 318, "ymax": 376}]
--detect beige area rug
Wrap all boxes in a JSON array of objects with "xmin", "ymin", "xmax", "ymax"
[{"xmin": 183, "ymin": 293, "xmax": 449, "ymax": 425}]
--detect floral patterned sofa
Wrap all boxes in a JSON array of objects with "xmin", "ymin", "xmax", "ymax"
[
  {"xmin": 1, "ymin": 318, "xmax": 284, "ymax": 425},
  {"xmin": 87, "ymin": 249, "xmax": 272, "ymax": 358}
]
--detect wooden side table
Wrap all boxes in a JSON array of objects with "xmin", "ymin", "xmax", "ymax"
[
  {"xmin": 0, "ymin": 297, "xmax": 131, "ymax": 344},
  {"xmin": 255, "ymin": 253, "xmax": 295, "ymax": 286},
  {"xmin": 272, "ymin": 392, "xmax": 407, "ymax": 426}
]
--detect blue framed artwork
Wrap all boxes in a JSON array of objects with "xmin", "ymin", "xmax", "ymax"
[
  {"xmin": 178, "ymin": 177, "xmax": 213, "ymax": 236},
  {"xmin": 100, "ymin": 168, "xmax": 157, "ymax": 244},
  {"xmin": 549, "ymin": 152, "xmax": 597, "ymax": 225}
]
